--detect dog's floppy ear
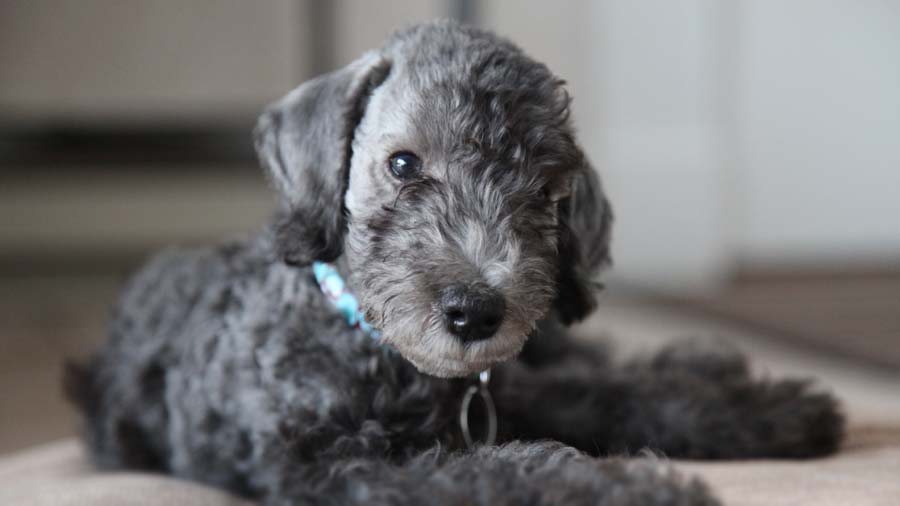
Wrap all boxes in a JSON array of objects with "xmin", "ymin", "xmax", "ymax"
[
  {"xmin": 554, "ymin": 150, "xmax": 613, "ymax": 324},
  {"xmin": 255, "ymin": 51, "xmax": 392, "ymax": 266}
]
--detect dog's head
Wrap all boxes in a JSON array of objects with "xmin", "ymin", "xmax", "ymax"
[{"xmin": 255, "ymin": 21, "xmax": 612, "ymax": 377}]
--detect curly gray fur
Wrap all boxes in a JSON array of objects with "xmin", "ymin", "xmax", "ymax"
[{"xmin": 67, "ymin": 21, "xmax": 843, "ymax": 505}]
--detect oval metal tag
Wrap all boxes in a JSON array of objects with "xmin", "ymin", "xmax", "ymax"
[{"xmin": 459, "ymin": 370, "xmax": 497, "ymax": 448}]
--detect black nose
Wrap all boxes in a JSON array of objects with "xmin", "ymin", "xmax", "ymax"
[{"xmin": 439, "ymin": 283, "xmax": 505, "ymax": 342}]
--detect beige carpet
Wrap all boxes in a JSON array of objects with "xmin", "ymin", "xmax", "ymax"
[{"xmin": 681, "ymin": 429, "xmax": 900, "ymax": 506}]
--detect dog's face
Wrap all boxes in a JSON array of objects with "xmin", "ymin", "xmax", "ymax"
[
  {"xmin": 255, "ymin": 22, "xmax": 612, "ymax": 377},
  {"xmin": 342, "ymin": 77, "xmax": 570, "ymax": 376}
]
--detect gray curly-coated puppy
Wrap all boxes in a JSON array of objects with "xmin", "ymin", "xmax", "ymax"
[{"xmin": 66, "ymin": 21, "xmax": 844, "ymax": 505}]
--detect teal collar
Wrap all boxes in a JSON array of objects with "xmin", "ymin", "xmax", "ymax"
[{"xmin": 312, "ymin": 261, "xmax": 381, "ymax": 339}]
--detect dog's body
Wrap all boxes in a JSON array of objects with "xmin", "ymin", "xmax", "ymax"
[{"xmin": 69, "ymin": 22, "xmax": 843, "ymax": 505}]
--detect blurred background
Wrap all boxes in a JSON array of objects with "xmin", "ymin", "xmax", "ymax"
[{"xmin": 1, "ymin": 0, "xmax": 898, "ymax": 454}]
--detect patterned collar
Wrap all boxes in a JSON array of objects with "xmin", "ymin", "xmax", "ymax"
[{"xmin": 312, "ymin": 261, "xmax": 382, "ymax": 339}]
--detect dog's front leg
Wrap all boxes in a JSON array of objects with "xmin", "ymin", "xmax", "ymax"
[
  {"xmin": 495, "ymin": 336, "xmax": 844, "ymax": 459},
  {"xmin": 263, "ymin": 441, "xmax": 718, "ymax": 506}
]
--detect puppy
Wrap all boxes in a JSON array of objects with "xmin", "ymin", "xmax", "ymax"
[{"xmin": 67, "ymin": 21, "xmax": 842, "ymax": 506}]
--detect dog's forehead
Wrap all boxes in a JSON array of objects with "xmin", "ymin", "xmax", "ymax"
[{"xmin": 377, "ymin": 67, "xmax": 577, "ymax": 184}]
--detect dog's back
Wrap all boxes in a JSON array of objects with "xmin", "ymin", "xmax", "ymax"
[
  {"xmin": 66, "ymin": 247, "xmax": 224, "ymax": 468},
  {"xmin": 65, "ymin": 239, "xmax": 282, "ymax": 486}
]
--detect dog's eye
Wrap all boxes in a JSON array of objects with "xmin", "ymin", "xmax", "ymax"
[
  {"xmin": 388, "ymin": 152, "xmax": 422, "ymax": 180},
  {"xmin": 543, "ymin": 186, "xmax": 565, "ymax": 204}
]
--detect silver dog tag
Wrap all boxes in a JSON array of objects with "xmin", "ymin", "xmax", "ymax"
[{"xmin": 460, "ymin": 369, "xmax": 497, "ymax": 448}]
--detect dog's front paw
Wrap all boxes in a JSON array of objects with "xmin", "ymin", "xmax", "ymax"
[
  {"xmin": 509, "ymin": 444, "xmax": 721, "ymax": 506},
  {"xmin": 633, "ymin": 371, "xmax": 845, "ymax": 459},
  {"xmin": 740, "ymin": 378, "xmax": 845, "ymax": 458}
]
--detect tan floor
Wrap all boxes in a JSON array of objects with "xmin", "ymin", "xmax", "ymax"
[{"xmin": 0, "ymin": 275, "xmax": 118, "ymax": 454}]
